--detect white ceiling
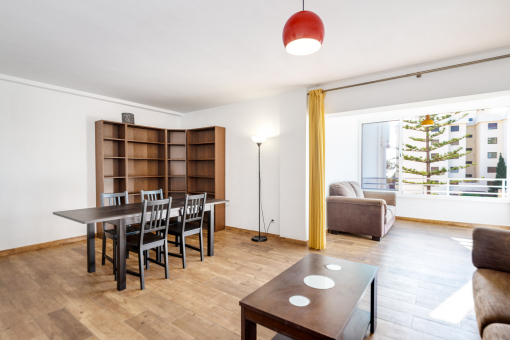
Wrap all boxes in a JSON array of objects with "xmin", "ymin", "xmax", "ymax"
[{"xmin": 1, "ymin": 1, "xmax": 510, "ymax": 113}]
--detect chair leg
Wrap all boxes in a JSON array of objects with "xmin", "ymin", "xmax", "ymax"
[
  {"xmin": 101, "ymin": 234, "xmax": 106, "ymax": 265},
  {"xmin": 145, "ymin": 250, "xmax": 149, "ymax": 270},
  {"xmin": 180, "ymin": 235, "xmax": 186, "ymax": 269},
  {"xmin": 126, "ymin": 248, "xmax": 129, "ymax": 259},
  {"xmin": 138, "ymin": 250, "xmax": 145, "ymax": 290},
  {"xmin": 164, "ymin": 242, "xmax": 169, "ymax": 279},
  {"xmin": 175, "ymin": 235, "xmax": 180, "ymax": 248},
  {"xmin": 199, "ymin": 230, "xmax": 204, "ymax": 262}
]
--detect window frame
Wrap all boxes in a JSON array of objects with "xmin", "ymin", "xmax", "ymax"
[
  {"xmin": 358, "ymin": 111, "xmax": 509, "ymax": 200},
  {"xmin": 360, "ymin": 119, "xmax": 401, "ymax": 192},
  {"xmin": 488, "ymin": 123, "xmax": 498, "ymax": 130},
  {"xmin": 488, "ymin": 152, "xmax": 497, "ymax": 159},
  {"xmin": 488, "ymin": 137, "xmax": 498, "ymax": 144},
  {"xmin": 451, "ymin": 125, "xmax": 460, "ymax": 132}
]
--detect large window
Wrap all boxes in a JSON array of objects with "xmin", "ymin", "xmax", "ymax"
[
  {"xmin": 360, "ymin": 107, "xmax": 509, "ymax": 198},
  {"xmin": 361, "ymin": 121, "xmax": 399, "ymax": 191}
]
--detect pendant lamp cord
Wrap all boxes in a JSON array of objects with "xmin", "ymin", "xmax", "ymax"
[{"xmin": 303, "ymin": 0, "xmax": 304, "ymax": 11}]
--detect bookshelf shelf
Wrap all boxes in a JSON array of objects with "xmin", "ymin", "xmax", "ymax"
[{"xmin": 128, "ymin": 140, "xmax": 165, "ymax": 145}]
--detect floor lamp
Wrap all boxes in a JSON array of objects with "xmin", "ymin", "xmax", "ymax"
[{"xmin": 251, "ymin": 136, "xmax": 267, "ymax": 242}]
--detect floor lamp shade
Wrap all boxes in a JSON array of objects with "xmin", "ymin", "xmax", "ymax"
[{"xmin": 251, "ymin": 136, "xmax": 267, "ymax": 144}]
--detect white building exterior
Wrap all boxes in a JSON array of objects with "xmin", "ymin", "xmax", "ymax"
[{"xmin": 401, "ymin": 108, "xmax": 508, "ymax": 196}]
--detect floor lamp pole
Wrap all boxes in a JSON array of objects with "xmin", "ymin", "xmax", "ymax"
[{"xmin": 252, "ymin": 142, "xmax": 267, "ymax": 242}]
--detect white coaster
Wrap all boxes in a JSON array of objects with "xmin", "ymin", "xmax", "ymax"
[{"xmin": 303, "ymin": 275, "xmax": 335, "ymax": 289}]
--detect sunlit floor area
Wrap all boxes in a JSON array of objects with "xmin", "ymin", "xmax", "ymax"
[{"xmin": 0, "ymin": 220, "xmax": 483, "ymax": 340}]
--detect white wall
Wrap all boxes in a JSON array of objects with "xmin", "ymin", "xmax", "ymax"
[
  {"xmin": 318, "ymin": 48, "xmax": 510, "ymax": 115},
  {"xmin": 0, "ymin": 79, "xmax": 181, "ymax": 251},
  {"xmin": 182, "ymin": 88, "xmax": 309, "ymax": 241},
  {"xmin": 325, "ymin": 116, "xmax": 359, "ymax": 194},
  {"xmin": 181, "ymin": 95, "xmax": 281, "ymax": 235},
  {"xmin": 279, "ymin": 89, "xmax": 308, "ymax": 241}
]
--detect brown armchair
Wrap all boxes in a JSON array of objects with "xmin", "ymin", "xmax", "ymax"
[
  {"xmin": 326, "ymin": 181, "xmax": 396, "ymax": 241},
  {"xmin": 472, "ymin": 227, "xmax": 510, "ymax": 339}
]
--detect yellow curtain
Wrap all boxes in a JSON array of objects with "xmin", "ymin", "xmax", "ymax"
[{"xmin": 308, "ymin": 89, "xmax": 326, "ymax": 250}]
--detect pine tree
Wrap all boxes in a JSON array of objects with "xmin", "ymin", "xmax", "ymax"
[
  {"xmin": 402, "ymin": 112, "xmax": 475, "ymax": 194},
  {"xmin": 489, "ymin": 153, "xmax": 507, "ymax": 193}
]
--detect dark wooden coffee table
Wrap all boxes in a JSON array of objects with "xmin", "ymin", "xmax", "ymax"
[{"xmin": 240, "ymin": 253, "xmax": 378, "ymax": 340}]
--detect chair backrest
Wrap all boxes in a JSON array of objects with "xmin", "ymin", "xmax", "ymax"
[
  {"xmin": 100, "ymin": 192, "xmax": 129, "ymax": 231},
  {"xmin": 139, "ymin": 198, "xmax": 172, "ymax": 247},
  {"xmin": 180, "ymin": 193, "xmax": 206, "ymax": 233},
  {"xmin": 101, "ymin": 191, "xmax": 129, "ymax": 207},
  {"xmin": 141, "ymin": 189, "xmax": 164, "ymax": 202}
]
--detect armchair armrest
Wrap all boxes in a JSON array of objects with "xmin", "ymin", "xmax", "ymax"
[
  {"xmin": 472, "ymin": 227, "xmax": 510, "ymax": 273},
  {"xmin": 363, "ymin": 190, "xmax": 397, "ymax": 206},
  {"xmin": 327, "ymin": 196, "xmax": 386, "ymax": 207}
]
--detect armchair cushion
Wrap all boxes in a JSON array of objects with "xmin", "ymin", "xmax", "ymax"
[
  {"xmin": 386, "ymin": 205, "xmax": 396, "ymax": 224},
  {"xmin": 363, "ymin": 190, "xmax": 397, "ymax": 206},
  {"xmin": 348, "ymin": 181, "xmax": 365, "ymax": 198},
  {"xmin": 330, "ymin": 182, "xmax": 356, "ymax": 198},
  {"xmin": 473, "ymin": 269, "xmax": 510, "ymax": 334},
  {"xmin": 473, "ymin": 228, "xmax": 510, "ymax": 273},
  {"xmin": 329, "ymin": 181, "xmax": 364, "ymax": 198},
  {"xmin": 482, "ymin": 323, "xmax": 510, "ymax": 340}
]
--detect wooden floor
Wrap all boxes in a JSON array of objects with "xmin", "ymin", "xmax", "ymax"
[{"xmin": 0, "ymin": 220, "xmax": 482, "ymax": 340}]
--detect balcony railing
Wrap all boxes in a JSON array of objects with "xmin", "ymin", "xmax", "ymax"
[
  {"xmin": 362, "ymin": 177, "xmax": 507, "ymax": 198},
  {"xmin": 361, "ymin": 177, "xmax": 399, "ymax": 191}
]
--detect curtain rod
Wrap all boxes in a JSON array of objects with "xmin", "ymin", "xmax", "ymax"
[{"xmin": 310, "ymin": 53, "xmax": 510, "ymax": 94}]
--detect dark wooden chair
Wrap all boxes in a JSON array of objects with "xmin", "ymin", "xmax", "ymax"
[
  {"xmin": 166, "ymin": 193, "xmax": 206, "ymax": 269},
  {"xmin": 140, "ymin": 188, "xmax": 169, "ymax": 261},
  {"xmin": 141, "ymin": 189, "xmax": 164, "ymax": 201},
  {"xmin": 100, "ymin": 192, "xmax": 140, "ymax": 280},
  {"xmin": 125, "ymin": 198, "xmax": 172, "ymax": 290}
]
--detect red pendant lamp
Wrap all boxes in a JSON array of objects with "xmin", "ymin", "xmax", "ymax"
[{"xmin": 283, "ymin": 0, "xmax": 325, "ymax": 55}]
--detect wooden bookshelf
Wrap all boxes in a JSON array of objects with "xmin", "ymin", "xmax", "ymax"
[
  {"xmin": 96, "ymin": 121, "xmax": 225, "ymax": 236},
  {"xmin": 96, "ymin": 121, "xmax": 226, "ymax": 237},
  {"xmin": 187, "ymin": 126, "xmax": 225, "ymax": 231},
  {"xmin": 167, "ymin": 129, "xmax": 187, "ymax": 200}
]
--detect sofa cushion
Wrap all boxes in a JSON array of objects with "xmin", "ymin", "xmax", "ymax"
[
  {"xmin": 482, "ymin": 323, "xmax": 510, "ymax": 340},
  {"xmin": 330, "ymin": 182, "xmax": 356, "ymax": 198},
  {"xmin": 473, "ymin": 269, "xmax": 510, "ymax": 334},
  {"xmin": 348, "ymin": 181, "xmax": 365, "ymax": 198},
  {"xmin": 386, "ymin": 205, "xmax": 396, "ymax": 224}
]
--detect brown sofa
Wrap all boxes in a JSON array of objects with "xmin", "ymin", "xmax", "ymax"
[
  {"xmin": 326, "ymin": 181, "xmax": 396, "ymax": 241},
  {"xmin": 472, "ymin": 227, "xmax": 510, "ymax": 339}
]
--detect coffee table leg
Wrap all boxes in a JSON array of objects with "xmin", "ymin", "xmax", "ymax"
[
  {"xmin": 370, "ymin": 275, "xmax": 377, "ymax": 333},
  {"xmin": 86, "ymin": 223, "xmax": 95, "ymax": 273},
  {"xmin": 241, "ymin": 307, "xmax": 256, "ymax": 340}
]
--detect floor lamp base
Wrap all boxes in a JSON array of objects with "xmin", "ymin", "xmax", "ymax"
[{"xmin": 252, "ymin": 235, "xmax": 268, "ymax": 242}]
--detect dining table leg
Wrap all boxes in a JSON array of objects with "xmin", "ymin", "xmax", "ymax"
[
  {"xmin": 116, "ymin": 219, "xmax": 127, "ymax": 291},
  {"xmin": 87, "ymin": 223, "xmax": 96, "ymax": 273},
  {"xmin": 207, "ymin": 205, "xmax": 215, "ymax": 256}
]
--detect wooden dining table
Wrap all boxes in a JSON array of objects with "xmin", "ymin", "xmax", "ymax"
[{"xmin": 53, "ymin": 198, "xmax": 228, "ymax": 291}]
